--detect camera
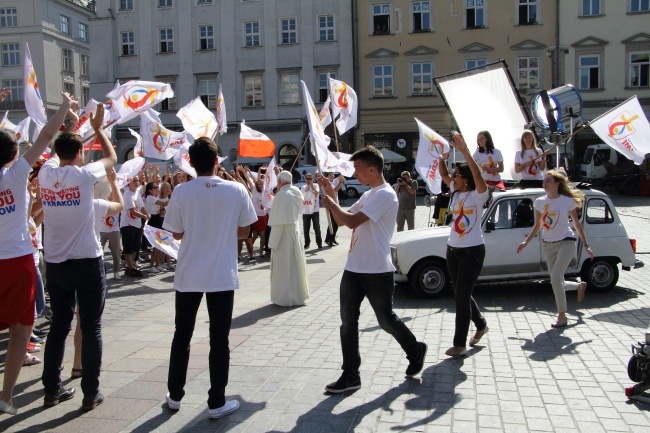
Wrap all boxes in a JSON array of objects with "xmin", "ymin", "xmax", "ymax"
[{"xmin": 398, "ymin": 178, "xmax": 404, "ymax": 183}]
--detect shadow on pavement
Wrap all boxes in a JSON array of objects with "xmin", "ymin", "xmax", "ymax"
[
  {"xmin": 231, "ymin": 304, "xmax": 293, "ymax": 329},
  {"xmin": 588, "ymin": 307, "xmax": 650, "ymax": 329}
]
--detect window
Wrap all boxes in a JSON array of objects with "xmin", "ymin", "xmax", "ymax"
[
  {"xmin": 517, "ymin": 57, "xmax": 539, "ymax": 90},
  {"xmin": 161, "ymin": 82, "xmax": 177, "ymax": 110},
  {"xmin": 119, "ymin": 0, "xmax": 133, "ymax": 11},
  {"xmin": 79, "ymin": 23, "xmax": 88, "ymax": 42},
  {"xmin": 159, "ymin": 28, "xmax": 174, "ymax": 53},
  {"xmin": 121, "ymin": 31, "xmax": 135, "ymax": 55},
  {"xmin": 373, "ymin": 4, "xmax": 390, "ymax": 35},
  {"xmin": 80, "ymin": 54, "xmax": 89, "ymax": 76},
  {"xmin": 1, "ymin": 43, "xmax": 20, "ymax": 67},
  {"xmin": 318, "ymin": 15, "xmax": 334, "ymax": 41},
  {"xmin": 629, "ymin": 52, "xmax": 649, "ymax": 87},
  {"xmin": 631, "ymin": 0, "xmax": 650, "ymax": 12},
  {"xmin": 466, "ymin": 0, "xmax": 485, "ymax": 29},
  {"xmin": 81, "ymin": 87, "xmax": 89, "ymax": 106},
  {"xmin": 198, "ymin": 79, "xmax": 216, "ymax": 109},
  {"xmin": 412, "ymin": 2, "xmax": 431, "ymax": 32},
  {"xmin": 281, "ymin": 18, "xmax": 297, "ymax": 44},
  {"xmin": 2, "ymin": 79, "xmax": 23, "ymax": 101},
  {"xmin": 373, "ymin": 65, "xmax": 393, "ymax": 97},
  {"xmin": 63, "ymin": 82, "xmax": 75, "ymax": 96},
  {"xmin": 466, "ymin": 59, "xmax": 487, "ymax": 70},
  {"xmin": 486, "ymin": 199, "xmax": 534, "ymax": 230},
  {"xmin": 581, "ymin": 0, "xmax": 601, "ymax": 16},
  {"xmin": 158, "ymin": 0, "xmax": 173, "ymax": 7},
  {"xmin": 318, "ymin": 72, "xmax": 336, "ymax": 102},
  {"xmin": 199, "ymin": 25, "xmax": 214, "ymax": 50},
  {"xmin": 197, "ymin": 0, "xmax": 212, "ymax": 3},
  {"xmin": 579, "ymin": 55, "xmax": 600, "ymax": 90},
  {"xmin": 62, "ymin": 49, "xmax": 74, "ymax": 72},
  {"xmin": 60, "ymin": 15, "xmax": 70, "ymax": 34},
  {"xmin": 586, "ymin": 198, "xmax": 614, "ymax": 224},
  {"xmin": 244, "ymin": 76, "xmax": 263, "ymax": 107},
  {"xmin": 518, "ymin": 0, "xmax": 537, "ymax": 25},
  {"xmin": 280, "ymin": 74, "xmax": 300, "ymax": 104},
  {"xmin": 412, "ymin": 62, "xmax": 432, "ymax": 95},
  {"xmin": 0, "ymin": 8, "xmax": 18, "ymax": 27},
  {"xmin": 244, "ymin": 21, "xmax": 260, "ymax": 47}
]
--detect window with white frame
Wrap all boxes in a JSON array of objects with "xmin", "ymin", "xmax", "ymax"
[
  {"xmin": 581, "ymin": 0, "xmax": 601, "ymax": 16},
  {"xmin": 318, "ymin": 72, "xmax": 336, "ymax": 102},
  {"xmin": 373, "ymin": 4, "xmax": 391, "ymax": 35},
  {"xmin": 412, "ymin": 2, "xmax": 431, "ymax": 32},
  {"xmin": 0, "ymin": 8, "xmax": 18, "ymax": 27},
  {"xmin": 281, "ymin": 18, "xmax": 297, "ymax": 44},
  {"xmin": 244, "ymin": 21, "xmax": 260, "ymax": 47},
  {"xmin": 79, "ymin": 23, "xmax": 88, "ymax": 42},
  {"xmin": 80, "ymin": 54, "xmax": 89, "ymax": 76},
  {"xmin": 81, "ymin": 86, "xmax": 89, "ymax": 106},
  {"xmin": 411, "ymin": 62, "xmax": 432, "ymax": 95},
  {"xmin": 158, "ymin": 0, "xmax": 173, "ymax": 7},
  {"xmin": 161, "ymin": 82, "xmax": 177, "ymax": 110},
  {"xmin": 518, "ymin": 0, "xmax": 537, "ymax": 25},
  {"xmin": 631, "ymin": 0, "xmax": 650, "ymax": 12},
  {"xmin": 198, "ymin": 78, "xmax": 217, "ymax": 109},
  {"xmin": 60, "ymin": 15, "xmax": 70, "ymax": 34},
  {"xmin": 2, "ymin": 79, "xmax": 23, "ymax": 101},
  {"xmin": 197, "ymin": 0, "xmax": 212, "ymax": 4},
  {"xmin": 199, "ymin": 25, "xmax": 214, "ymax": 50},
  {"xmin": 373, "ymin": 65, "xmax": 393, "ymax": 97},
  {"xmin": 244, "ymin": 76, "xmax": 263, "ymax": 107},
  {"xmin": 579, "ymin": 55, "xmax": 600, "ymax": 89},
  {"xmin": 517, "ymin": 57, "xmax": 539, "ymax": 90},
  {"xmin": 318, "ymin": 15, "xmax": 335, "ymax": 41},
  {"xmin": 119, "ymin": 0, "xmax": 133, "ymax": 11},
  {"xmin": 466, "ymin": 58, "xmax": 487, "ymax": 70},
  {"xmin": 629, "ymin": 52, "xmax": 649, "ymax": 87},
  {"xmin": 466, "ymin": 0, "xmax": 485, "ymax": 29},
  {"xmin": 280, "ymin": 74, "xmax": 300, "ymax": 104},
  {"xmin": 62, "ymin": 48, "xmax": 73, "ymax": 72},
  {"xmin": 1, "ymin": 43, "xmax": 20, "ymax": 67},
  {"xmin": 159, "ymin": 28, "xmax": 174, "ymax": 53},
  {"xmin": 121, "ymin": 31, "xmax": 135, "ymax": 55},
  {"xmin": 63, "ymin": 82, "xmax": 74, "ymax": 96}
]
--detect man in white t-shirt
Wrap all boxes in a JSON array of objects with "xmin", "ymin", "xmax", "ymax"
[
  {"xmin": 300, "ymin": 174, "xmax": 322, "ymax": 249},
  {"xmin": 250, "ymin": 178, "xmax": 268, "ymax": 257},
  {"xmin": 119, "ymin": 178, "xmax": 149, "ymax": 277},
  {"xmin": 163, "ymin": 137, "xmax": 257, "ymax": 420},
  {"xmin": 318, "ymin": 146, "xmax": 427, "ymax": 394},
  {"xmin": 39, "ymin": 103, "xmax": 117, "ymax": 411}
]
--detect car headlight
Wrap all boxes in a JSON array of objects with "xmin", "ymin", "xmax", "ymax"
[{"xmin": 391, "ymin": 246, "xmax": 398, "ymax": 267}]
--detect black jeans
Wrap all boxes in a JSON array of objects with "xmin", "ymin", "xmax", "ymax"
[
  {"xmin": 302, "ymin": 212, "xmax": 322, "ymax": 247},
  {"xmin": 446, "ymin": 245, "xmax": 486, "ymax": 347},
  {"xmin": 42, "ymin": 257, "xmax": 105, "ymax": 398},
  {"xmin": 339, "ymin": 271, "xmax": 419, "ymax": 376},
  {"xmin": 168, "ymin": 290, "xmax": 234, "ymax": 410},
  {"xmin": 324, "ymin": 209, "xmax": 339, "ymax": 243}
]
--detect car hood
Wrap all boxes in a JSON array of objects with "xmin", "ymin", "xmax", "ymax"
[{"xmin": 391, "ymin": 226, "xmax": 451, "ymax": 246}]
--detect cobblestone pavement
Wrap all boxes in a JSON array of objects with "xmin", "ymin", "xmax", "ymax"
[{"xmin": 1, "ymin": 189, "xmax": 649, "ymax": 433}]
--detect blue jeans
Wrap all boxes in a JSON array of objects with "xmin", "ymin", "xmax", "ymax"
[
  {"xmin": 42, "ymin": 257, "xmax": 106, "ymax": 398},
  {"xmin": 339, "ymin": 271, "xmax": 419, "ymax": 376},
  {"xmin": 446, "ymin": 245, "xmax": 486, "ymax": 347},
  {"xmin": 168, "ymin": 290, "xmax": 234, "ymax": 410}
]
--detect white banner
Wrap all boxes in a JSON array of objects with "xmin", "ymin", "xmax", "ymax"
[
  {"xmin": 115, "ymin": 156, "xmax": 145, "ymax": 188},
  {"xmin": 414, "ymin": 118, "xmax": 451, "ymax": 195},
  {"xmin": 177, "ymin": 97, "xmax": 217, "ymax": 139},
  {"xmin": 143, "ymin": 224, "xmax": 180, "ymax": 259}
]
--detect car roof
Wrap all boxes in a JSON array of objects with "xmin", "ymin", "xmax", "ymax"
[{"xmin": 493, "ymin": 187, "xmax": 608, "ymax": 199}]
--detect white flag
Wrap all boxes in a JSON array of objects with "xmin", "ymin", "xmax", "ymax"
[
  {"xmin": 1, "ymin": 113, "xmax": 31, "ymax": 143},
  {"xmin": 143, "ymin": 225, "xmax": 180, "ymax": 260},
  {"xmin": 128, "ymin": 128, "xmax": 143, "ymax": 158},
  {"xmin": 177, "ymin": 97, "xmax": 217, "ymax": 139},
  {"xmin": 74, "ymin": 99, "xmax": 112, "ymax": 143},
  {"xmin": 300, "ymin": 81, "xmax": 339, "ymax": 172},
  {"xmin": 414, "ymin": 118, "xmax": 451, "ymax": 195},
  {"xmin": 115, "ymin": 156, "xmax": 145, "ymax": 189},
  {"xmin": 589, "ymin": 96, "xmax": 650, "ymax": 165},
  {"xmin": 23, "ymin": 43, "xmax": 48, "ymax": 140},
  {"xmin": 328, "ymin": 78, "xmax": 358, "ymax": 135},
  {"xmin": 261, "ymin": 157, "xmax": 278, "ymax": 209},
  {"xmin": 107, "ymin": 80, "xmax": 174, "ymax": 124},
  {"xmin": 173, "ymin": 142, "xmax": 197, "ymax": 179},
  {"xmin": 139, "ymin": 111, "xmax": 187, "ymax": 160},
  {"xmin": 331, "ymin": 151, "xmax": 356, "ymax": 178},
  {"xmin": 319, "ymin": 97, "xmax": 332, "ymax": 128},
  {"xmin": 216, "ymin": 83, "xmax": 227, "ymax": 136}
]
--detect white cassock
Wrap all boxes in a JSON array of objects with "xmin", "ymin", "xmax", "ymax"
[{"xmin": 268, "ymin": 184, "xmax": 310, "ymax": 306}]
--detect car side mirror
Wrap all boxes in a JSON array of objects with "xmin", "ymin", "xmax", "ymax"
[{"xmin": 485, "ymin": 221, "xmax": 495, "ymax": 232}]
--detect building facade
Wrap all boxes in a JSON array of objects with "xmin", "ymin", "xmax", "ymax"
[{"xmin": 90, "ymin": 0, "xmax": 354, "ymax": 167}]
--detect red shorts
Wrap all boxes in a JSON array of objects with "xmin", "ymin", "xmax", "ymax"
[
  {"xmin": 0, "ymin": 254, "xmax": 36, "ymax": 330},
  {"xmin": 251, "ymin": 214, "xmax": 268, "ymax": 233},
  {"xmin": 486, "ymin": 180, "xmax": 506, "ymax": 190}
]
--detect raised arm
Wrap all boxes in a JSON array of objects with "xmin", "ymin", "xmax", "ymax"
[
  {"xmin": 452, "ymin": 134, "xmax": 488, "ymax": 194},
  {"xmin": 90, "ymin": 104, "xmax": 117, "ymax": 170},
  {"xmin": 105, "ymin": 167, "xmax": 124, "ymax": 217},
  {"xmin": 24, "ymin": 92, "xmax": 73, "ymax": 166}
]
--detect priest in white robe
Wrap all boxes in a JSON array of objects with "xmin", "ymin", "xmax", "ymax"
[{"xmin": 268, "ymin": 171, "xmax": 310, "ymax": 306}]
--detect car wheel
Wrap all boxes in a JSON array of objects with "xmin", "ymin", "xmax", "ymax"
[
  {"xmin": 628, "ymin": 355, "xmax": 645, "ymax": 383},
  {"xmin": 345, "ymin": 187, "xmax": 358, "ymax": 199},
  {"xmin": 409, "ymin": 259, "xmax": 450, "ymax": 298},
  {"xmin": 580, "ymin": 258, "xmax": 619, "ymax": 293}
]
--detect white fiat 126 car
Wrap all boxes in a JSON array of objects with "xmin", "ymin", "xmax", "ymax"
[{"xmin": 391, "ymin": 188, "xmax": 643, "ymax": 298}]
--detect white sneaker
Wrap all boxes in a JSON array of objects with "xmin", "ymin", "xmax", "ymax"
[
  {"xmin": 0, "ymin": 399, "xmax": 18, "ymax": 416},
  {"xmin": 207, "ymin": 400, "xmax": 239, "ymax": 419},
  {"xmin": 113, "ymin": 272, "xmax": 120, "ymax": 280},
  {"xmin": 147, "ymin": 267, "xmax": 159, "ymax": 274},
  {"xmin": 166, "ymin": 392, "xmax": 181, "ymax": 411}
]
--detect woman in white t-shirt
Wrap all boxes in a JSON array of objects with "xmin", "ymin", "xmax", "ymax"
[
  {"xmin": 517, "ymin": 170, "xmax": 594, "ymax": 328},
  {"xmin": 440, "ymin": 133, "xmax": 490, "ymax": 358},
  {"xmin": 472, "ymin": 130, "xmax": 505, "ymax": 190},
  {"xmin": 143, "ymin": 182, "xmax": 169, "ymax": 272},
  {"xmin": 514, "ymin": 130, "xmax": 548, "ymax": 188}
]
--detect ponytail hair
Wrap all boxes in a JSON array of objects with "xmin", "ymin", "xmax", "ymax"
[{"xmin": 546, "ymin": 170, "xmax": 584, "ymax": 207}]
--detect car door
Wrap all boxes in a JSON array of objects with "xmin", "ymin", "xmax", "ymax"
[{"xmin": 481, "ymin": 197, "xmax": 544, "ymax": 276}]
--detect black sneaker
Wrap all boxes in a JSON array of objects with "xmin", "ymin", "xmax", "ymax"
[
  {"xmin": 406, "ymin": 342, "xmax": 427, "ymax": 377},
  {"xmin": 325, "ymin": 373, "xmax": 361, "ymax": 393},
  {"xmin": 81, "ymin": 391, "xmax": 104, "ymax": 411},
  {"xmin": 44, "ymin": 387, "xmax": 76, "ymax": 407}
]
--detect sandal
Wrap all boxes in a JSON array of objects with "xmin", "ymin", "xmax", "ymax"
[
  {"xmin": 469, "ymin": 326, "xmax": 489, "ymax": 347},
  {"xmin": 23, "ymin": 354, "xmax": 42, "ymax": 366},
  {"xmin": 551, "ymin": 319, "xmax": 568, "ymax": 328},
  {"xmin": 71, "ymin": 368, "xmax": 83, "ymax": 378}
]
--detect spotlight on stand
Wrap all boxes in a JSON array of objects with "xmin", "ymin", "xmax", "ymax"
[{"xmin": 531, "ymin": 84, "xmax": 583, "ymax": 133}]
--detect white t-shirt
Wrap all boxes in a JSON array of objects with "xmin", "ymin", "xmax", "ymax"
[
  {"xmin": 473, "ymin": 149, "xmax": 503, "ymax": 182},
  {"xmin": 447, "ymin": 189, "xmax": 489, "ymax": 248},
  {"xmin": 345, "ymin": 182, "xmax": 397, "ymax": 273},
  {"xmin": 39, "ymin": 159, "xmax": 106, "ymax": 262},
  {"xmin": 300, "ymin": 184, "xmax": 320, "ymax": 214},
  {"xmin": 144, "ymin": 194, "xmax": 162, "ymax": 216},
  {"xmin": 28, "ymin": 216, "xmax": 41, "ymax": 266},
  {"xmin": 120, "ymin": 188, "xmax": 144, "ymax": 228},
  {"xmin": 515, "ymin": 149, "xmax": 545, "ymax": 180},
  {"xmin": 93, "ymin": 199, "xmax": 110, "ymax": 242},
  {"xmin": 251, "ymin": 188, "xmax": 266, "ymax": 217},
  {"xmin": 534, "ymin": 194, "xmax": 577, "ymax": 242},
  {"xmin": 0, "ymin": 157, "xmax": 32, "ymax": 260},
  {"xmin": 99, "ymin": 211, "xmax": 120, "ymax": 233},
  {"xmin": 163, "ymin": 176, "xmax": 258, "ymax": 292}
]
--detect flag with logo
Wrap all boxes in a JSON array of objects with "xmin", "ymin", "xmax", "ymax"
[
  {"xmin": 115, "ymin": 156, "xmax": 145, "ymax": 189},
  {"xmin": 23, "ymin": 43, "xmax": 48, "ymax": 141},
  {"xmin": 139, "ymin": 110, "xmax": 187, "ymax": 160},
  {"xmin": 106, "ymin": 80, "xmax": 174, "ymax": 124},
  {"xmin": 143, "ymin": 225, "xmax": 180, "ymax": 260},
  {"xmin": 328, "ymin": 78, "xmax": 358, "ymax": 135},
  {"xmin": 216, "ymin": 83, "xmax": 227, "ymax": 136},
  {"xmin": 238, "ymin": 120, "xmax": 275, "ymax": 157},
  {"xmin": 128, "ymin": 128, "xmax": 143, "ymax": 157},
  {"xmin": 177, "ymin": 97, "xmax": 217, "ymax": 139},
  {"xmin": 1, "ymin": 113, "xmax": 31, "ymax": 143},
  {"xmin": 301, "ymin": 81, "xmax": 339, "ymax": 172},
  {"xmin": 75, "ymin": 99, "xmax": 113, "ymax": 148},
  {"xmin": 261, "ymin": 157, "xmax": 278, "ymax": 209},
  {"xmin": 319, "ymin": 96, "xmax": 332, "ymax": 128},
  {"xmin": 173, "ymin": 142, "xmax": 197, "ymax": 179},
  {"xmin": 589, "ymin": 96, "xmax": 650, "ymax": 165},
  {"xmin": 414, "ymin": 118, "xmax": 450, "ymax": 194},
  {"xmin": 331, "ymin": 151, "xmax": 356, "ymax": 178}
]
